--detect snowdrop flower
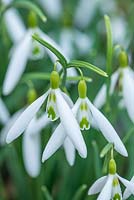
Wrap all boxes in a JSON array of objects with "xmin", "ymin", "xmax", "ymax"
[
  {"xmin": 123, "ymin": 176, "xmax": 134, "ymax": 199},
  {"xmin": 42, "ymin": 122, "xmax": 76, "ymax": 165},
  {"xmin": 0, "ymin": 108, "xmax": 24, "ymax": 146},
  {"xmin": 0, "ymin": 98, "xmax": 10, "ymax": 125},
  {"xmin": 42, "ymin": 97, "xmax": 76, "ymax": 165},
  {"xmin": 3, "ymin": 12, "xmax": 46, "ymax": 95},
  {"xmin": 40, "ymin": 0, "xmax": 62, "ymax": 20},
  {"xmin": 88, "ymin": 159, "xmax": 134, "ymax": 200},
  {"xmin": 0, "ymin": 108, "xmax": 50, "ymax": 177},
  {"xmin": 22, "ymin": 114, "xmax": 50, "ymax": 177},
  {"xmin": 6, "ymin": 71, "xmax": 87, "ymax": 158},
  {"xmin": 94, "ymin": 51, "xmax": 134, "ymax": 123},
  {"xmin": 73, "ymin": 79, "xmax": 128, "ymax": 157},
  {"xmin": 3, "ymin": 11, "xmax": 76, "ymax": 95},
  {"xmin": 2, "ymin": 0, "xmax": 26, "ymax": 43}
]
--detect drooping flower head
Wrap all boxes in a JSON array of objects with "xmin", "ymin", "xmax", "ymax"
[
  {"xmin": 6, "ymin": 70, "xmax": 87, "ymax": 159},
  {"xmin": 73, "ymin": 79, "xmax": 128, "ymax": 157},
  {"xmin": 94, "ymin": 50, "xmax": 134, "ymax": 123},
  {"xmin": 2, "ymin": 0, "xmax": 26, "ymax": 43},
  {"xmin": 88, "ymin": 158, "xmax": 134, "ymax": 200}
]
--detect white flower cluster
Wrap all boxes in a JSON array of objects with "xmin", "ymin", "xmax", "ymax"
[{"xmin": 0, "ymin": 0, "xmax": 134, "ymax": 199}]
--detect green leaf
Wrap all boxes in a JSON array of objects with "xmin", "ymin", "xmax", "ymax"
[
  {"xmin": 104, "ymin": 15, "xmax": 113, "ymax": 76},
  {"xmin": 100, "ymin": 143, "xmax": 113, "ymax": 158},
  {"xmin": 22, "ymin": 72, "xmax": 92, "ymax": 83},
  {"xmin": 104, "ymin": 15, "xmax": 113, "ymax": 110},
  {"xmin": 41, "ymin": 186, "xmax": 53, "ymax": 200},
  {"xmin": 67, "ymin": 60, "xmax": 108, "ymax": 77},
  {"xmin": 32, "ymin": 34, "xmax": 67, "ymax": 68},
  {"xmin": 92, "ymin": 141, "xmax": 102, "ymax": 178},
  {"xmin": 72, "ymin": 185, "xmax": 87, "ymax": 200},
  {"xmin": 0, "ymin": 0, "xmax": 47, "ymax": 23},
  {"xmin": 123, "ymin": 127, "xmax": 134, "ymax": 144}
]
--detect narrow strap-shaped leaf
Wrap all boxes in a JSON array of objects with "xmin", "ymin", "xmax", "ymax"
[
  {"xmin": 41, "ymin": 186, "xmax": 53, "ymax": 200},
  {"xmin": 104, "ymin": 15, "xmax": 113, "ymax": 111},
  {"xmin": 33, "ymin": 34, "xmax": 67, "ymax": 68},
  {"xmin": 0, "ymin": 0, "xmax": 47, "ymax": 23},
  {"xmin": 100, "ymin": 143, "xmax": 113, "ymax": 158},
  {"xmin": 67, "ymin": 60, "xmax": 108, "ymax": 77},
  {"xmin": 72, "ymin": 185, "xmax": 87, "ymax": 200},
  {"xmin": 92, "ymin": 141, "xmax": 102, "ymax": 178}
]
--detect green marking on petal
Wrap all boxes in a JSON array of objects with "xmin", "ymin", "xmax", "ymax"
[
  {"xmin": 113, "ymin": 178, "xmax": 119, "ymax": 187},
  {"xmin": 80, "ymin": 102, "xmax": 88, "ymax": 111},
  {"xmin": 80, "ymin": 117, "xmax": 90, "ymax": 130},
  {"xmin": 47, "ymin": 106, "xmax": 56, "ymax": 120},
  {"xmin": 113, "ymin": 193, "xmax": 121, "ymax": 200},
  {"xmin": 32, "ymin": 46, "xmax": 40, "ymax": 55},
  {"xmin": 48, "ymin": 93, "xmax": 56, "ymax": 102}
]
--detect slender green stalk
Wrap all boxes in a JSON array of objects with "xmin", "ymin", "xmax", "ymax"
[
  {"xmin": 22, "ymin": 72, "xmax": 92, "ymax": 83},
  {"xmin": 104, "ymin": 15, "xmax": 113, "ymax": 111}
]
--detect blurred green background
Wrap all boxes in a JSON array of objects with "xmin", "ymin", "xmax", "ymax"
[{"xmin": 0, "ymin": 0, "xmax": 134, "ymax": 199}]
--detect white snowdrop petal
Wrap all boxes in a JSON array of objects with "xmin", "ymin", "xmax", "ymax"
[
  {"xmin": 123, "ymin": 176, "xmax": 134, "ymax": 200},
  {"xmin": 63, "ymin": 137, "xmax": 76, "ymax": 166},
  {"xmin": 29, "ymin": 113, "xmax": 50, "ymax": 136},
  {"xmin": 112, "ymin": 177, "xmax": 122, "ymax": 200},
  {"xmin": 0, "ymin": 108, "xmax": 24, "ymax": 146},
  {"xmin": 88, "ymin": 176, "xmax": 107, "ymax": 195},
  {"xmin": 117, "ymin": 174, "xmax": 134, "ymax": 196},
  {"xmin": 55, "ymin": 89, "xmax": 87, "ymax": 158},
  {"xmin": 42, "ymin": 123, "xmax": 66, "ymax": 162},
  {"xmin": 61, "ymin": 92, "xmax": 74, "ymax": 108},
  {"xmin": 4, "ymin": 8, "xmax": 26, "ymax": 43},
  {"xmin": 87, "ymin": 99, "xmax": 128, "ymax": 157},
  {"xmin": 60, "ymin": 28, "xmax": 74, "ymax": 59},
  {"xmin": 6, "ymin": 91, "xmax": 49, "ymax": 143},
  {"xmin": 93, "ymin": 84, "xmax": 107, "ymax": 109},
  {"xmin": 40, "ymin": 0, "xmax": 62, "ymax": 19},
  {"xmin": 0, "ymin": 98, "xmax": 10, "ymax": 125},
  {"xmin": 3, "ymin": 30, "xmax": 32, "ymax": 95},
  {"xmin": 94, "ymin": 70, "xmax": 119, "ymax": 109},
  {"xmin": 97, "ymin": 175, "xmax": 113, "ymax": 200},
  {"xmin": 72, "ymin": 98, "xmax": 82, "ymax": 116},
  {"xmin": 23, "ymin": 119, "xmax": 41, "ymax": 177},
  {"xmin": 74, "ymin": 0, "xmax": 97, "ymax": 29},
  {"xmin": 122, "ymin": 67, "xmax": 134, "ymax": 122}
]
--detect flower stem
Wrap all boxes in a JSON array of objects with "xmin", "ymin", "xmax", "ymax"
[{"xmin": 104, "ymin": 15, "xmax": 113, "ymax": 112}]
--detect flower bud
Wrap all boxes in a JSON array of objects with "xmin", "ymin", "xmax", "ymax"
[
  {"xmin": 27, "ymin": 88, "xmax": 37, "ymax": 104},
  {"xmin": 50, "ymin": 71, "xmax": 60, "ymax": 89},
  {"xmin": 28, "ymin": 11, "xmax": 37, "ymax": 28},
  {"xmin": 78, "ymin": 80, "xmax": 87, "ymax": 98},
  {"xmin": 118, "ymin": 51, "xmax": 128, "ymax": 68},
  {"xmin": 109, "ymin": 159, "xmax": 117, "ymax": 175}
]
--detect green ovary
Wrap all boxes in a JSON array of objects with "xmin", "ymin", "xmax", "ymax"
[
  {"xmin": 113, "ymin": 193, "xmax": 121, "ymax": 200},
  {"xmin": 80, "ymin": 117, "xmax": 89, "ymax": 129},
  {"xmin": 47, "ymin": 106, "xmax": 56, "ymax": 120}
]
